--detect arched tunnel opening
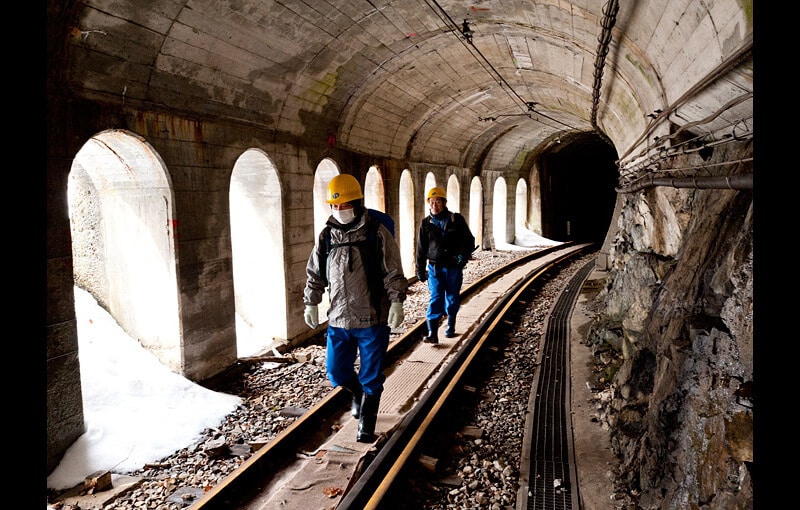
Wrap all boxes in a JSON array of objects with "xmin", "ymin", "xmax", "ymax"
[{"xmin": 539, "ymin": 132, "xmax": 619, "ymax": 243}]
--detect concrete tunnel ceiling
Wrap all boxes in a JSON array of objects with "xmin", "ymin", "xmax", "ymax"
[{"xmin": 62, "ymin": 0, "xmax": 753, "ymax": 174}]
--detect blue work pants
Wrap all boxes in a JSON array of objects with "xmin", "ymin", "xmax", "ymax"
[
  {"xmin": 325, "ymin": 324, "xmax": 389, "ymax": 396},
  {"xmin": 425, "ymin": 263, "xmax": 463, "ymax": 322}
]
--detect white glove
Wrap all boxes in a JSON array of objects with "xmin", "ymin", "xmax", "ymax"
[
  {"xmin": 387, "ymin": 302, "xmax": 404, "ymax": 329},
  {"xmin": 304, "ymin": 305, "xmax": 318, "ymax": 329}
]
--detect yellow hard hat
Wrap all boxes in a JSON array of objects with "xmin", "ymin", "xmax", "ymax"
[
  {"xmin": 426, "ymin": 187, "xmax": 446, "ymax": 201},
  {"xmin": 326, "ymin": 174, "xmax": 364, "ymax": 204}
]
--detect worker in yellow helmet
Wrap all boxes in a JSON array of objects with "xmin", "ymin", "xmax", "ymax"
[
  {"xmin": 415, "ymin": 187, "xmax": 476, "ymax": 344},
  {"xmin": 303, "ymin": 173, "xmax": 407, "ymax": 443}
]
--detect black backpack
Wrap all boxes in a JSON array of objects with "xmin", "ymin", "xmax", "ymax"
[{"xmin": 319, "ymin": 209, "xmax": 395, "ymax": 317}]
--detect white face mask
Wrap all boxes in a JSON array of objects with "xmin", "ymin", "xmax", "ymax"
[{"xmin": 332, "ymin": 207, "xmax": 356, "ymax": 225}]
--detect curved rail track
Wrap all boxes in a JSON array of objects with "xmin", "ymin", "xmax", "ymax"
[{"xmin": 190, "ymin": 242, "xmax": 597, "ymax": 510}]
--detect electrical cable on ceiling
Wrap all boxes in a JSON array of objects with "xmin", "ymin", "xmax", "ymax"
[
  {"xmin": 425, "ymin": 0, "xmax": 576, "ymax": 131},
  {"xmin": 591, "ymin": 0, "xmax": 619, "ymax": 128},
  {"xmin": 424, "ymin": 0, "xmax": 519, "ymax": 106}
]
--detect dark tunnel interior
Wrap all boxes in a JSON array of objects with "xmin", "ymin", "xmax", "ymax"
[{"xmin": 539, "ymin": 132, "xmax": 619, "ymax": 243}]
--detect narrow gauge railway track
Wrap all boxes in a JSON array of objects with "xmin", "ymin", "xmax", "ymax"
[{"xmin": 190, "ymin": 242, "xmax": 595, "ymax": 510}]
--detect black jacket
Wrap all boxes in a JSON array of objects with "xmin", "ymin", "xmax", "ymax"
[{"xmin": 415, "ymin": 209, "xmax": 475, "ymax": 274}]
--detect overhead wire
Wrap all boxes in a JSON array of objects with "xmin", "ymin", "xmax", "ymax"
[
  {"xmin": 423, "ymin": 0, "xmax": 519, "ymax": 106},
  {"xmin": 424, "ymin": 0, "xmax": 577, "ymax": 131}
]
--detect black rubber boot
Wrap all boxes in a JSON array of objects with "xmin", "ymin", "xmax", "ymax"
[
  {"xmin": 357, "ymin": 392, "xmax": 381, "ymax": 443},
  {"xmin": 445, "ymin": 316, "xmax": 456, "ymax": 338},
  {"xmin": 341, "ymin": 381, "xmax": 363, "ymax": 418},
  {"xmin": 423, "ymin": 319, "xmax": 439, "ymax": 344}
]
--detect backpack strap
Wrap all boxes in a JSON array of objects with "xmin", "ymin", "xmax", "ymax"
[
  {"xmin": 361, "ymin": 216, "xmax": 386, "ymax": 316},
  {"xmin": 318, "ymin": 225, "xmax": 332, "ymax": 285}
]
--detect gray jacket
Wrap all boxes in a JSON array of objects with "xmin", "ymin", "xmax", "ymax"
[{"xmin": 304, "ymin": 210, "xmax": 407, "ymax": 329}]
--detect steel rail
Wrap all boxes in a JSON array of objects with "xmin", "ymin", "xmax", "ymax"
[
  {"xmin": 190, "ymin": 242, "xmax": 591, "ymax": 509},
  {"xmin": 340, "ymin": 243, "xmax": 595, "ymax": 509}
]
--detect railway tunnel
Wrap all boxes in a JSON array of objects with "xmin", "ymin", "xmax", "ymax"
[
  {"xmin": 537, "ymin": 132, "xmax": 618, "ymax": 243},
  {"xmin": 45, "ymin": 1, "xmax": 754, "ymax": 507}
]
